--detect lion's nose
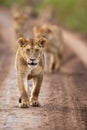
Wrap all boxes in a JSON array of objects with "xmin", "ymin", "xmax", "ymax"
[{"xmin": 30, "ymin": 58, "xmax": 35, "ymax": 61}]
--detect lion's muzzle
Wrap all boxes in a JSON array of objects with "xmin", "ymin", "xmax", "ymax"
[{"xmin": 28, "ymin": 58, "xmax": 38, "ymax": 67}]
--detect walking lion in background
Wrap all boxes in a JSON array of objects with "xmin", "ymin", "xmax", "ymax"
[{"xmin": 33, "ymin": 24, "xmax": 64, "ymax": 72}]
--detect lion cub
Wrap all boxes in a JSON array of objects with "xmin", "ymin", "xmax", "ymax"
[
  {"xmin": 15, "ymin": 36, "xmax": 47, "ymax": 108},
  {"xmin": 33, "ymin": 24, "xmax": 63, "ymax": 72}
]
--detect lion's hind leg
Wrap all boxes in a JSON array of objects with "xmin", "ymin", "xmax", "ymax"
[{"xmin": 54, "ymin": 53, "xmax": 63, "ymax": 72}]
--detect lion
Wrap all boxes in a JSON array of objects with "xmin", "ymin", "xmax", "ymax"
[
  {"xmin": 12, "ymin": 5, "xmax": 30, "ymax": 39},
  {"xmin": 12, "ymin": 5, "xmax": 31, "ymax": 52},
  {"xmin": 15, "ymin": 36, "xmax": 47, "ymax": 108},
  {"xmin": 33, "ymin": 24, "xmax": 64, "ymax": 72}
]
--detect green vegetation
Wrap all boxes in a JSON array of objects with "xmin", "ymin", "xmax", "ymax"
[
  {"xmin": 37, "ymin": 0, "xmax": 87, "ymax": 33},
  {"xmin": 0, "ymin": 0, "xmax": 87, "ymax": 32},
  {"xmin": 40, "ymin": 0, "xmax": 87, "ymax": 32},
  {"xmin": 0, "ymin": 0, "xmax": 24, "ymax": 6}
]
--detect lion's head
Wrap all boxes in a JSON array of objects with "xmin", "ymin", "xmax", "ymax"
[
  {"xmin": 18, "ymin": 36, "xmax": 47, "ymax": 68},
  {"xmin": 33, "ymin": 24, "xmax": 52, "ymax": 38}
]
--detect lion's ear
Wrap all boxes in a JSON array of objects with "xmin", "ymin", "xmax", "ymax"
[
  {"xmin": 18, "ymin": 37, "xmax": 27, "ymax": 47},
  {"xmin": 38, "ymin": 37, "xmax": 47, "ymax": 48},
  {"xmin": 42, "ymin": 25, "xmax": 51, "ymax": 33}
]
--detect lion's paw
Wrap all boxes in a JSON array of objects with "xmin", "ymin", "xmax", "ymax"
[
  {"xmin": 19, "ymin": 98, "xmax": 29, "ymax": 108},
  {"xmin": 30, "ymin": 98, "xmax": 40, "ymax": 107}
]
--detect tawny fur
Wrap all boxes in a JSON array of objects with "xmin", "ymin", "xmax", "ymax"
[
  {"xmin": 15, "ymin": 36, "xmax": 47, "ymax": 108},
  {"xmin": 12, "ymin": 5, "xmax": 30, "ymax": 38},
  {"xmin": 33, "ymin": 24, "xmax": 64, "ymax": 72},
  {"xmin": 12, "ymin": 5, "xmax": 30, "ymax": 51}
]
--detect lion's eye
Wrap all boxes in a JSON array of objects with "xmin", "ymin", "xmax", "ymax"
[
  {"xmin": 26, "ymin": 49, "xmax": 30, "ymax": 53},
  {"xmin": 35, "ymin": 49, "xmax": 39, "ymax": 52}
]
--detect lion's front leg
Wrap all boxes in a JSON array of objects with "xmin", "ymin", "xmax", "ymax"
[
  {"xmin": 18, "ymin": 75, "xmax": 30, "ymax": 108},
  {"xmin": 30, "ymin": 74, "xmax": 43, "ymax": 107}
]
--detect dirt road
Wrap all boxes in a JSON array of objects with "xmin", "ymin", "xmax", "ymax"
[{"xmin": 0, "ymin": 9, "xmax": 87, "ymax": 130}]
